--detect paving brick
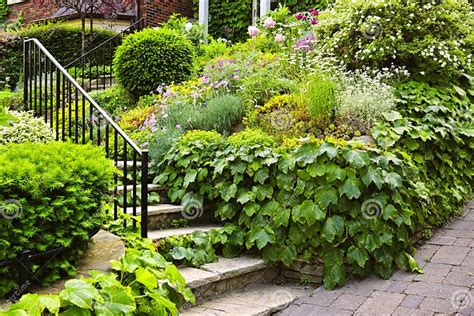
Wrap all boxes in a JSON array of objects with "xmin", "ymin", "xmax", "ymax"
[
  {"xmin": 277, "ymin": 303, "xmax": 352, "ymax": 316},
  {"xmin": 304, "ymin": 287, "xmax": 342, "ymax": 307},
  {"xmin": 414, "ymin": 274, "xmax": 444, "ymax": 283},
  {"xmin": 391, "ymin": 270, "xmax": 417, "ymax": 282},
  {"xmin": 443, "ymin": 271, "xmax": 474, "ymax": 287},
  {"xmin": 400, "ymin": 294, "xmax": 424, "ymax": 309},
  {"xmin": 353, "ymin": 276, "xmax": 392, "ymax": 291},
  {"xmin": 329, "ymin": 293, "xmax": 366, "ymax": 311},
  {"xmin": 427, "ymin": 235, "xmax": 456, "ymax": 246},
  {"xmin": 461, "ymin": 255, "xmax": 474, "ymax": 267},
  {"xmin": 355, "ymin": 291, "xmax": 404, "ymax": 315},
  {"xmin": 430, "ymin": 246, "xmax": 470, "ymax": 265},
  {"xmin": 392, "ymin": 306, "xmax": 434, "ymax": 316},
  {"xmin": 421, "ymin": 262, "xmax": 452, "ymax": 276},
  {"xmin": 441, "ymin": 229, "xmax": 474, "ymax": 238},
  {"xmin": 454, "ymin": 238, "xmax": 473, "ymax": 247},
  {"xmin": 385, "ymin": 281, "xmax": 409, "ymax": 294},
  {"xmin": 448, "ymin": 220, "xmax": 473, "ymax": 231},
  {"xmin": 405, "ymin": 282, "xmax": 466, "ymax": 298},
  {"xmin": 419, "ymin": 297, "xmax": 458, "ymax": 314}
]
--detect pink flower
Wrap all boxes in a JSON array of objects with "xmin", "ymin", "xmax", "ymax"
[
  {"xmin": 263, "ymin": 17, "xmax": 276, "ymax": 29},
  {"xmin": 311, "ymin": 18, "xmax": 318, "ymax": 25},
  {"xmin": 295, "ymin": 12, "xmax": 303, "ymax": 20},
  {"xmin": 248, "ymin": 26, "xmax": 261, "ymax": 37},
  {"xmin": 311, "ymin": 10, "xmax": 319, "ymax": 16},
  {"xmin": 275, "ymin": 33, "xmax": 285, "ymax": 43}
]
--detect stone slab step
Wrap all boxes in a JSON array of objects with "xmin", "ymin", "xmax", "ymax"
[
  {"xmin": 116, "ymin": 161, "xmax": 142, "ymax": 170},
  {"xmin": 181, "ymin": 283, "xmax": 309, "ymax": 316},
  {"xmin": 126, "ymin": 204, "xmax": 183, "ymax": 216},
  {"xmin": 180, "ymin": 256, "xmax": 267, "ymax": 289},
  {"xmin": 148, "ymin": 225, "xmax": 220, "ymax": 241},
  {"xmin": 112, "ymin": 184, "xmax": 162, "ymax": 194}
]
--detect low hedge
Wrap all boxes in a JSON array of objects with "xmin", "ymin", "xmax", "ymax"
[
  {"xmin": 0, "ymin": 142, "xmax": 115, "ymax": 298},
  {"xmin": 153, "ymin": 80, "xmax": 473, "ymax": 289},
  {"xmin": 0, "ymin": 23, "xmax": 116, "ymax": 89}
]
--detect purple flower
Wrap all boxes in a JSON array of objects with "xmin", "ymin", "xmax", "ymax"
[
  {"xmin": 275, "ymin": 33, "xmax": 285, "ymax": 43},
  {"xmin": 263, "ymin": 17, "xmax": 276, "ymax": 29},
  {"xmin": 248, "ymin": 26, "xmax": 261, "ymax": 37},
  {"xmin": 176, "ymin": 124, "xmax": 181, "ymax": 129},
  {"xmin": 295, "ymin": 12, "xmax": 303, "ymax": 20},
  {"xmin": 311, "ymin": 18, "xmax": 318, "ymax": 25}
]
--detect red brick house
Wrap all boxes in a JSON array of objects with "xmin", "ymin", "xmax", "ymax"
[{"xmin": 6, "ymin": 0, "xmax": 194, "ymax": 28}]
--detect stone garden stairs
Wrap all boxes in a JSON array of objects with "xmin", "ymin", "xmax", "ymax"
[{"xmin": 116, "ymin": 161, "xmax": 311, "ymax": 315}]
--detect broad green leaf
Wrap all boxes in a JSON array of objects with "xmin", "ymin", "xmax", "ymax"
[
  {"xmin": 135, "ymin": 267, "xmax": 157, "ymax": 290},
  {"xmin": 243, "ymin": 202, "xmax": 260, "ymax": 216},
  {"xmin": 60, "ymin": 307, "xmax": 92, "ymax": 316},
  {"xmin": 59, "ymin": 280, "xmax": 103, "ymax": 310},
  {"xmin": 247, "ymin": 226, "xmax": 275, "ymax": 249},
  {"xmin": 220, "ymin": 183, "xmax": 237, "ymax": 202},
  {"xmin": 274, "ymin": 209, "xmax": 291, "ymax": 227},
  {"xmin": 339, "ymin": 178, "xmax": 362, "ymax": 199},
  {"xmin": 307, "ymin": 162, "xmax": 326, "ymax": 177},
  {"xmin": 383, "ymin": 111, "xmax": 403, "ymax": 122},
  {"xmin": 322, "ymin": 216, "xmax": 345, "ymax": 242},
  {"xmin": 361, "ymin": 167, "xmax": 383, "ymax": 189},
  {"xmin": 326, "ymin": 163, "xmax": 346, "ymax": 183},
  {"xmin": 95, "ymin": 286, "xmax": 136, "ymax": 316},
  {"xmin": 292, "ymin": 200, "xmax": 325, "ymax": 225},
  {"xmin": 385, "ymin": 172, "xmax": 403, "ymax": 189},
  {"xmin": 254, "ymin": 168, "xmax": 269, "ymax": 184},
  {"xmin": 183, "ymin": 169, "xmax": 198, "ymax": 188},
  {"xmin": 343, "ymin": 149, "xmax": 370, "ymax": 169},
  {"xmin": 314, "ymin": 185, "xmax": 338, "ymax": 209},
  {"xmin": 294, "ymin": 143, "xmax": 321, "ymax": 165},
  {"xmin": 217, "ymin": 204, "xmax": 236, "ymax": 219},
  {"xmin": 148, "ymin": 292, "xmax": 179, "ymax": 316},
  {"xmin": 320, "ymin": 142, "xmax": 338, "ymax": 159},
  {"xmin": 236, "ymin": 190, "xmax": 256, "ymax": 204},
  {"xmin": 405, "ymin": 252, "xmax": 423, "ymax": 274},
  {"xmin": 323, "ymin": 249, "xmax": 345, "ymax": 289},
  {"xmin": 347, "ymin": 246, "xmax": 369, "ymax": 268}
]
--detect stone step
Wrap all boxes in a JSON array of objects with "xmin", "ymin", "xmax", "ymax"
[
  {"xmin": 179, "ymin": 255, "xmax": 280, "ymax": 306},
  {"xmin": 126, "ymin": 204, "xmax": 182, "ymax": 216},
  {"xmin": 116, "ymin": 161, "xmax": 142, "ymax": 170},
  {"xmin": 112, "ymin": 184, "xmax": 162, "ymax": 195},
  {"xmin": 181, "ymin": 283, "xmax": 309, "ymax": 315},
  {"xmin": 148, "ymin": 225, "xmax": 221, "ymax": 241}
]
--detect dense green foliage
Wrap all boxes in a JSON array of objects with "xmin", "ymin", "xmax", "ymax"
[
  {"xmin": 0, "ymin": 23, "xmax": 116, "ymax": 89},
  {"xmin": 315, "ymin": 0, "xmax": 474, "ymax": 84},
  {"xmin": 113, "ymin": 28, "xmax": 194, "ymax": 97},
  {"xmin": 0, "ymin": 89, "xmax": 22, "ymax": 110},
  {"xmin": 0, "ymin": 142, "xmax": 115, "ymax": 298},
  {"xmin": 373, "ymin": 79, "xmax": 474, "ymax": 228},
  {"xmin": 0, "ymin": 0, "xmax": 8, "ymax": 24},
  {"xmin": 155, "ymin": 129, "xmax": 426, "ymax": 289},
  {"xmin": 1, "ymin": 215, "xmax": 194, "ymax": 315},
  {"xmin": 89, "ymin": 85, "xmax": 134, "ymax": 115}
]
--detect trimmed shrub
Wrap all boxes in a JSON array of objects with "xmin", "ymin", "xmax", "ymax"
[
  {"xmin": 0, "ymin": 111, "xmax": 53, "ymax": 143},
  {"xmin": 0, "ymin": 23, "xmax": 116, "ymax": 89},
  {"xmin": 0, "ymin": 142, "xmax": 115, "ymax": 297},
  {"xmin": 113, "ymin": 28, "xmax": 194, "ymax": 97},
  {"xmin": 315, "ymin": 0, "xmax": 474, "ymax": 84}
]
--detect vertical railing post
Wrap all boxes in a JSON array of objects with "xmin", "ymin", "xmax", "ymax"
[
  {"xmin": 23, "ymin": 39, "xmax": 29, "ymax": 111},
  {"xmin": 140, "ymin": 150, "xmax": 148, "ymax": 238}
]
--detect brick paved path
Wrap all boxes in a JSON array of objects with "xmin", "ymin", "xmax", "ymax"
[{"xmin": 279, "ymin": 201, "xmax": 474, "ymax": 315}]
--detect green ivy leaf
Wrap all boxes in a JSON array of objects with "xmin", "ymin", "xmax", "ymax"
[
  {"xmin": 183, "ymin": 169, "xmax": 198, "ymax": 188},
  {"xmin": 247, "ymin": 226, "xmax": 275, "ymax": 249},
  {"xmin": 347, "ymin": 246, "xmax": 369, "ymax": 268},
  {"xmin": 383, "ymin": 111, "xmax": 403, "ymax": 122},
  {"xmin": 274, "ymin": 209, "xmax": 291, "ymax": 227},
  {"xmin": 343, "ymin": 149, "xmax": 370, "ymax": 169},
  {"xmin": 322, "ymin": 216, "xmax": 345, "ymax": 242},
  {"xmin": 292, "ymin": 200, "xmax": 325, "ymax": 225},
  {"xmin": 217, "ymin": 204, "xmax": 236, "ymax": 220},
  {"xmin": 243, "ymin": 202, "xmax": 260, "ymax": 216},
  {"xmin": 220, "ymin": 183, "xmax": 238, "ymax": 202},
  {"xmin": 254, "ymin": 168, "xmax": 270, "ymax": 184},
  {"xmin": 361, "ymin": 167, "xmax": 383, "ymax": 189},
  {"xmin": 385, "ymin": 172, "xmax": 403, "ymax": 189},
  {"xmin": 326, "ymin": 163, "xmax": 346, "ymax": 183},
  {"xmin": 339, "ymin": 178, "xmax": 362, "ymax": 199},
  {"xmin": 323, "ymin": 249, "xmax": 345, "ymax": 289},
  {"xmin": 236, "ymin": 190, "xmax": 256, "ymax": 204},
  {"xmin": 315, "ymin": 185, "xmax": 338, "ymax": 209},
  {"xmin": 405, "ymin": 252, "xmax": 423, "ymax": 274},
  {"xmin": 307, "ymin": 162, "xmax": 326, "ymax": 177}
]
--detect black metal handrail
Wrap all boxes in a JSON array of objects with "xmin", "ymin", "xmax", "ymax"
[
  {"xmin": 64, "ymin": 18, "xmax": 144, "ymax": 92},
  {"xmin": 23, "ymin": 38, "xmax": 149, "ymax": 238}
]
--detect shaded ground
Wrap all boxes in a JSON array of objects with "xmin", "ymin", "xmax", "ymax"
[{"xmin": 279, "ymin": 201, "xmax": 474, "ymax": 315}]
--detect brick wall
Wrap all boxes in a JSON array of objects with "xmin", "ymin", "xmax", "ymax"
[
  {"xmin": 143, "ymin": 0, "xmax": 193, "ymax": 26},
  {"xmin": 7, "ymin": 1, "xmax": 58, "ymax": 23}
]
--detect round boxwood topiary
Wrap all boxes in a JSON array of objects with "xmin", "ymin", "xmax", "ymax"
[{"xmin": 113, "ymin": 28, "xmax": 194, "ymax": 97}]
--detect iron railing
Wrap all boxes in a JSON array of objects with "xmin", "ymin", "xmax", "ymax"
[
  {"xmin": 23, "ymin": 38, "xmax": 149, "ymax": 238},
  {"xmin": 64, "ymin": 18, "xmax": 144, "ymax": 91}
]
